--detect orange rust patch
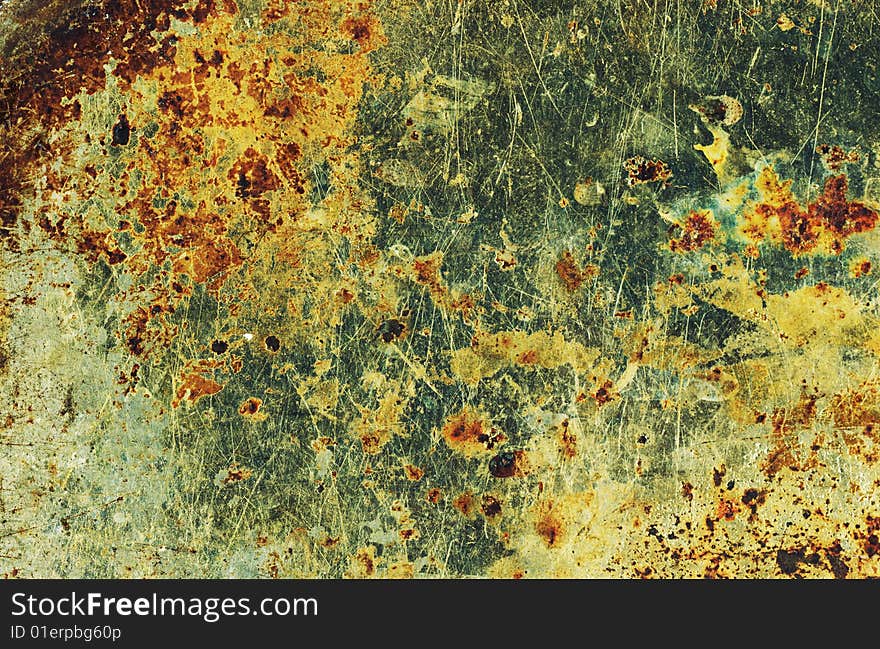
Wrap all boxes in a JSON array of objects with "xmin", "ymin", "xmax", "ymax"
[
  {"xmin": 359, "ymin": 431, "xmax": 383, "ymax": 455},
  {"xmin": 261, "ymin": 0, "xmax": 291, "ymax": 22},
  {"xmin": 534, "ymin": 501, "xmax": 564, "ymax": 548},
  {"xmin": 349, "ymin": 547, "xmax": 378, "ymax": 578},
  {"xmin": 761, "ymin": 436, "xmax": 798, "ymax": 479},
  {"xmin": 173, "ymin": 372, "xmax": 224, "ymax": 408},
  {"xmin": 771, "ymin": 391, "xmax": 819, "ymax": 435},
  {"xmin": 811, "ymin": 175, "xmax": 878, "ymax": 238},
  {"xmin": 403, "ymin": 464, "xmax": 424, "ymax": 481},
  {"xmin": 174, "ymin": 238, "xmax": 244, "ymax": 289},
  {"xmin": 816, "ymin": 144, "xmax": 859, "ymax": 171},
  {"xmin": 449, "ymin": 293, "xmax": 478, "ymax": 320},
  {"xmin": 413, "ymin": 254, "xmax": 442, "ymax": 285},
  {"xmin": 441, "ymin": 407, "xmax": 497, "ymax": 456},
  {"xmin": 336, "ymin": 288, "xmax": 356, "ymax": 304},
  {"xmin": 1, "ymin": 0, "xmax": 388, "ymax": 383},
  {"xmin": 828, "ymin": 383, "xmax": 880, "ymax": 429},
  {"xmin": 669, "ymin": 210, "xmax": 718, "ymax": 253},
  {"xmin": 745, "ymin": 169, "xmax": 878, "ymax": 255},
  {"xmin": 310, "ymin": 436, "xmax": 336, "ymax": 453},
  {"xmin": 716, "ymin": 499, "xmax": 740, "ymax": 522},
  {"xmin": 340, "ymin": 13, "xmax": 386, "ymax": 52},
  {"xmin": 761, "ymin": 420, "xmax": 822, "ymax": 479}
]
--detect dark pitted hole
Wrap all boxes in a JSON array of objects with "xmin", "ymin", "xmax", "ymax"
[
  {"xmin": 211, "ymin": 340, "xmax": 228, "ymax": 354},
  {"xmin": 489, "ymin": 451, "xmax": 518, "ymax": 478},
  {"xmin": 377, "ymin": 319, "xmax": 405, "ymax": 343},
  {"xmin": 111, "ymin": 113, "xmax": 130, "ymax": 146},
  {"xmin": 265, "ymin": 335, "xmax": 280, "ymax": 352}
]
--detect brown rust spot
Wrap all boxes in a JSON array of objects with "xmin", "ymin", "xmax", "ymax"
[
  {"xmin": 111, "ymin": 113, "xmax": 131, "ymax": 146},
  {"xmin": 555, "ymin": 250, "xmax": 585, "ymax": 290},
  {"xmin": 480, "ymin": 495, "xmax": 502, "ymax": 519},
  {"xmin": 741, "ymin": 488, "xmax": 766, "ymax": 519},
  {"xmin": 534, "ymin": 501, "xmax": 564, "ymax": 548},
  {"xmin": 413, "ymin": 253, "xmax": 443, "ymax": 285},
  {"xmin": 340, "ymin": 14, "xmax": 386, "ymax": 51},
  {"xmin": 403, "ymin": 464, "xmax": 424, "ymax": 481},
  {"xmin": 425, "ymin": 488, "xmax": 443, "ymax": 504},
  {"xmin": 349, "ymin": 547, "xmax": 378, "ymax": 578},
  {"xmin": 690, "ymin": 94, "xmax": 743, "ymax": 126},
  {"xmin": 812, "ymin": 175, "xmax": 878, "ymax": 238},
  {"xmin": 624, "ymin": 155, "xmax": 672, "ymax": 186},
  {"xmin": 862, "ymin": 516, "xmax": 880, "ymax": 557},
  {"xmin": 238, "ymin": 397, "xmax": 263, "ymax": 416},
  {"xmin": 336, "ymin": 288, "xmax": 356, "ymax": 304},
  {"xmin": 761, "ymin": 437, "xmax": 798, "ymax": 478},
  {"xmin": 591, "ymin": 380, "xmax": 617, "ymax": 407},
  {"xmin": 558, "ymin": 419, "xmax": 577, "ymax": 460},
  {"xmin": 681, "ymin": 482, "xmax": 694, "ymax": 502},
  {"xmin": 514, "ymin": 349, "xmax": 538, "ymax": 365},
  {"xmin": 761, "ymin": 410, "xmax": 822, "ymax": 479},
  {"xmin": 716, "ymin": 499, "xmax": 739, "ymax": 521},
  {"xmin": 359, "ymin": 431, "xmax": 383, "ymax": 455},
  {"xmin": 816, "ymin": 144, "xmax": 859, "ymax": 171},
  {"xmin": 488, "ymin": 450, "xmax": 527, "ymax": 478},
  {"xmin": 228, "ymin": 147, "xmax": 280, "ymax": 199},
  {"xmin": 222, "ymin": 463, "xmax": 253, "ymax": 485},
  {"xmin": 850, "ymin": 258, "xmax": 872, "ymax": 278},
  {"xmin": 452, "ymin": 492, "xmax": 478, "ymax": 518},
  {"xmin": 121, "ymin": 305, "xmax": 177, "ymax": 359}
]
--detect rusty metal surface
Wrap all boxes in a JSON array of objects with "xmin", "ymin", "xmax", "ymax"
[{"xmin": 1, "ymin": 0, "xmax": 879, "ymax": 578}]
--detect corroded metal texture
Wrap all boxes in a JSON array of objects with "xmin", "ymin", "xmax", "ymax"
[{"xmin": 1, "ymin": 0, "xmax": 879, "ymax": 578}]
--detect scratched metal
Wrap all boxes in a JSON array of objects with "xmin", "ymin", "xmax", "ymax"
[{"xmin": 1, "ymin": 0, "xmax": 879, "ymax": 578}]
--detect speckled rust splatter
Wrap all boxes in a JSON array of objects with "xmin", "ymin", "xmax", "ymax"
[{"xmin": 3, "ymin": 0, "xmax": 880, "ymax": 580}]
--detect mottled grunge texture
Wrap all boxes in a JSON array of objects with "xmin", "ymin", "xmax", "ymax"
[{"xmin": 1, "ymin": 0, "xmax": 879, "ymax": 579}]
